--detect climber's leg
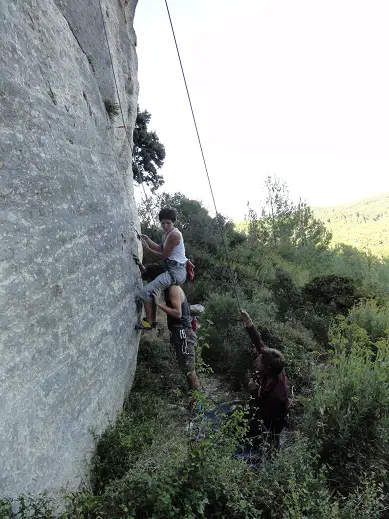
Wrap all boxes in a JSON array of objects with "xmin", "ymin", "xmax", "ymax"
[
  {"xmin": 171, "ymin": 327, "xmax": 200, "ymax": 390},
  {"xmin": 136, "ymin": 270, "xmax": 174, "ymax": 330}
]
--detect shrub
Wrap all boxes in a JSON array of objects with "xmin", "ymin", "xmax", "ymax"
[
  {"xmin": 252, "ymin": 438, "xmax": 338, "ymax": 518},
  {"xmin": 200, "ymin": 293, "xmax": 279, "ymax": 388},
  {"xmin": 348, "ymin": 299, "xmax": 389, "ymax": 341},
  {"xmin": 93, "ymin": 337, "xmax": 188, "ymax": 493},
  {"xmin": 270, "ymin": 266, "xmax": 304, "ymax": 320},
  {"xmin": 103, "ymin": 99, "xmax": 120, "ymax": 119},
  {"xmin": 302, "ymin": 274, "xmax": 360, "ymax": 317},
  {"xmin": 302, "ymin": 319, "xmax": 389, "ymax": 493}
]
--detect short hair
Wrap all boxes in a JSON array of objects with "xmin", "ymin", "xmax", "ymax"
[
  {"xmin": 261, "ymin": 347, "xmax": 285, "ymax": 376},
  {"xmin": 141, "ymin": 264, "xmax": 165, "ymax": 282},
  {"xmin": 158, "ymin": 207, "xmax": 177, "ymax": 222}
]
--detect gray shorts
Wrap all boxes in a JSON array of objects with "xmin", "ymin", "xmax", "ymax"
[
  {"xmin": 170, "ymin": 327, "xmax": 197, "ymax": 375},
  {"xmin": 137, "ymin": 264, "xmax": 187, "ymax": 303}
]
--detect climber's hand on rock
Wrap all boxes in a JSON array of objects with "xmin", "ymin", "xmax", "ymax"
[
  {"xmin": 239, "ymin": 309, "xmax": 253, "ymax": 327},
  {"xmin": 141, "ymin": 238, "xmax": 150, "ymax": 250},
  {"xmin": 152, "ymin": 288, "xmax": 164, "ymax": 306}
]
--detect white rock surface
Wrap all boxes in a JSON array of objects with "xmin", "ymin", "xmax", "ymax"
[{"xmin": 0, "ymin": 0, "xmax": 141, "ymax": 498}]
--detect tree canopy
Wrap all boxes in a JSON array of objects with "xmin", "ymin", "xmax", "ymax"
[{"xmin": 132, "ymin": 106, "xmax": 165, "ymax": 192}]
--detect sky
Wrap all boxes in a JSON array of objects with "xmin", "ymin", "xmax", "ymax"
[{"xmin": 134, "ymin": 0, "xmax": 389, "ymax": 222}]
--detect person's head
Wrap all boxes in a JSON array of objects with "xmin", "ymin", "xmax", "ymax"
[
  {"xmin": 158, "ymin": 207, "xmax": 177, "ymax": 234},
  {"xmin": 253, "ymin": 347, "xmax": 285, "ymax": 379}
]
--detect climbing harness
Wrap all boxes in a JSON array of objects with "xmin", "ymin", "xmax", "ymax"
[{"xmin": 179, "ymin": 328, "xmax": 189, "ymax": 355}]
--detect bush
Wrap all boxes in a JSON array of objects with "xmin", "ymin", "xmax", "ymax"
[
  {"xmin": 348, "ymin": 300, "xmax": 389, "ymax": 341},
  {"xmin": 252, "ymin": 438, "xmax": 338, "ymax": 518},
  {"xmin": 302, "ymin": 319, "xmax": 389, "ymax": 493},
  {"xmin": 200, "ymin": 292, "xmax": 280, "ymax": 388},
  {"xmin": 302, "ymin": 274, "xmax": 360, "ymax": 317},
  {"xmin": 270, "ymin": 267, "xmax": 304, "ymax": 320},
  {"xmin": 201, "ymin": 292, "xmax": 321, "ymax": 394},
  {"xmin": 92, "ymin": 337, "xmax": 188, "ymax": 493}
]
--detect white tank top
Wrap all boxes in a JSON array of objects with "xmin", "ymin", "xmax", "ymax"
[{"xmin": 163, "ymin": 229, "xmax": 187, "ymax": 264}]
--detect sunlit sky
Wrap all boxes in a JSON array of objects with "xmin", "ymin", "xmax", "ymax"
[{"xmin": 134, "ymin": 0, "xmax": 389, "ymax": 222}]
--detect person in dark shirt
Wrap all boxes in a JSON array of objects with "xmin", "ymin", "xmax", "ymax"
[
  {"xmin": 240, "ymin": 310, "xmax": 290, "ymax": 448},
  {"xmin": 153, "ymin": 285, "xmax": 201, "ymax": 391}
]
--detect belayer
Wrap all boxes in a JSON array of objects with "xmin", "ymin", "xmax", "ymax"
[
  {"xmin": 134, "ymin": 260, "xmax": 201, "ymax": 390},
  {"xmin": 136, "ymin": 207, "xmax": 188, "ymax": 330},
  {"xmin": 240, "ymin": 309, "xmax": 290, "ymax": 450}
]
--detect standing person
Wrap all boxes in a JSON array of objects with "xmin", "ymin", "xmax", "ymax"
[
  {"xmin": 133, "ymin": 259, "xmax": 200, "ymax": 390},
  {"xmin": 152, "ymin": 286, "xmax": 201, "ymax": 390},
  {"xmin": 239, "ymin": 310, "xmax": 290, "ymax": 449},
  {"xmin": 136, "ymin": 207, "xmax": 187, "ymax": 330}
]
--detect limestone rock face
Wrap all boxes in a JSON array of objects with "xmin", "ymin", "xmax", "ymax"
[{"xmin": 0, "ymin": 0, "xmax": 141, "ymax": 498}]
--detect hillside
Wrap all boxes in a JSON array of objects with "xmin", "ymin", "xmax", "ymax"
[{"xmin": 313, "ymin": 193, "xmax": 389, "ymax": 258}]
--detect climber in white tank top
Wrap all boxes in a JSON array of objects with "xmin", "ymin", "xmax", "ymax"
[
  {"xmin": 162, "ymin": 228, "xmax": 187, "ymax": 264},
  {"xmin": 135, "ymin": 207, "xmax": 188, "ymax": 330}
]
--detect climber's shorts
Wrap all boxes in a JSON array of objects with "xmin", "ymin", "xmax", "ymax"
[
  {"xmin": 137, "ymin": 264, "xmax": 187, "ymax": 303},
  {"xmin": 170, "ymin": 327, "xmax": 197, "ymax": 375}
]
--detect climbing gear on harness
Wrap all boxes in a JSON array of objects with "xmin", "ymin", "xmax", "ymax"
[{"xmin": 179, "ymin": 328, "xmax": 189, "ymax": 355}]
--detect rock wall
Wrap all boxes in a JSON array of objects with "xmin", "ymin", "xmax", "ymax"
[{"xmin": 0, "ymin": 0, "xmax": 141, "ymax": 498}]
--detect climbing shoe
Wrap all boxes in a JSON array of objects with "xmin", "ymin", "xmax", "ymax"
[{"xmin": 134, "ymin": 320, "xmax": 152, "ymax": 331}]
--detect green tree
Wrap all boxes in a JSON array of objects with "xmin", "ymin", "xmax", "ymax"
[
  {"xmin": 291, "ymin": 200, "xmax": 332, "ymax": 250},
  {"xmin": 261, "ymin": 175, "xmax": 294, "ymax": 246},
  {"xmin": 247, "ymin": 176, "xmax": 331, "ymax": 251},
  {"xmin": 132, "ymin": 106, "xmax": 166, "ymax": 192}
]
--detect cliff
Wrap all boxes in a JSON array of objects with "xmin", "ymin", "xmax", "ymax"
[{"xmin": 0, "ymin": 0, "xmax": 141, "ymax": 498}]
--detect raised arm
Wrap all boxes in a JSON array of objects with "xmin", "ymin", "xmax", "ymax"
[{"xmin": 240, "ymin": 310, "xmax": 267, "ymax": 354}]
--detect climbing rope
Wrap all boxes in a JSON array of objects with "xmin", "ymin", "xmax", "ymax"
[{"xmin": 164, "ymin": 0, "xmax": 242, "ymax": 309}]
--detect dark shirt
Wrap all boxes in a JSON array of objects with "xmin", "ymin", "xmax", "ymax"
[
  {"xmin": 165, "ymin": 292, "xmax": 192, "ymax": 330},
  {"xmin": 246, "ymin": 324, "xmax": 290, "ymax": 433}
]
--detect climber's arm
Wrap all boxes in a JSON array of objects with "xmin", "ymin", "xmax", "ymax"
[
  {"xmin": 143, "ymin": 232, "xmax": 180, "ymax": 260},
  {"xmin": 140, "ymin": 235, "xmax": 161, "ymax": 251},
  {"xmin": 240, "ymin": 310, "xmax": 266, "ymax": 354}
]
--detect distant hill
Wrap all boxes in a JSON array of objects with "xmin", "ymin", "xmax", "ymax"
[{"xmin": 313, "ymin": 193, "xmax": 389, "ymax": 258}]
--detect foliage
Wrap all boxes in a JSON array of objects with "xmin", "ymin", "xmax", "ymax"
[
  {"xmin": 302, "ymin": 319, "xmax": 389, "ymax": 493},
  {"xmin": 103, "ymin": 99, "xmax": 119, "ymax": 119},
  {"xmin": 244, "ymin": 175, "xmax": 332, "ymax": 251},
  {"xmin": 132, "ymin": 106, "xmax": 166, "ymax": 192},
  {"xmin": 302, "ymin": 274, "xmax": 360, "ymax": 317},
  {"xmin": 270, "ymin": 266, "xmax": 304, "ymax": 320},
  {"xmin": 347, "ymin": 300, "xmax": 389, "ymax": 341},
  {"xmin": 314, "ymin": 192, "xmax": 389, "ymax": 258},
  {"xmin": 200, "ymin": 292, "xmax": 320, "ymax": 392}
]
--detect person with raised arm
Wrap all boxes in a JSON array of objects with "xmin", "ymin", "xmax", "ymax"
[{"xmin": 240, "ymin": 310, "xmax": 290, "ymax": 448}]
